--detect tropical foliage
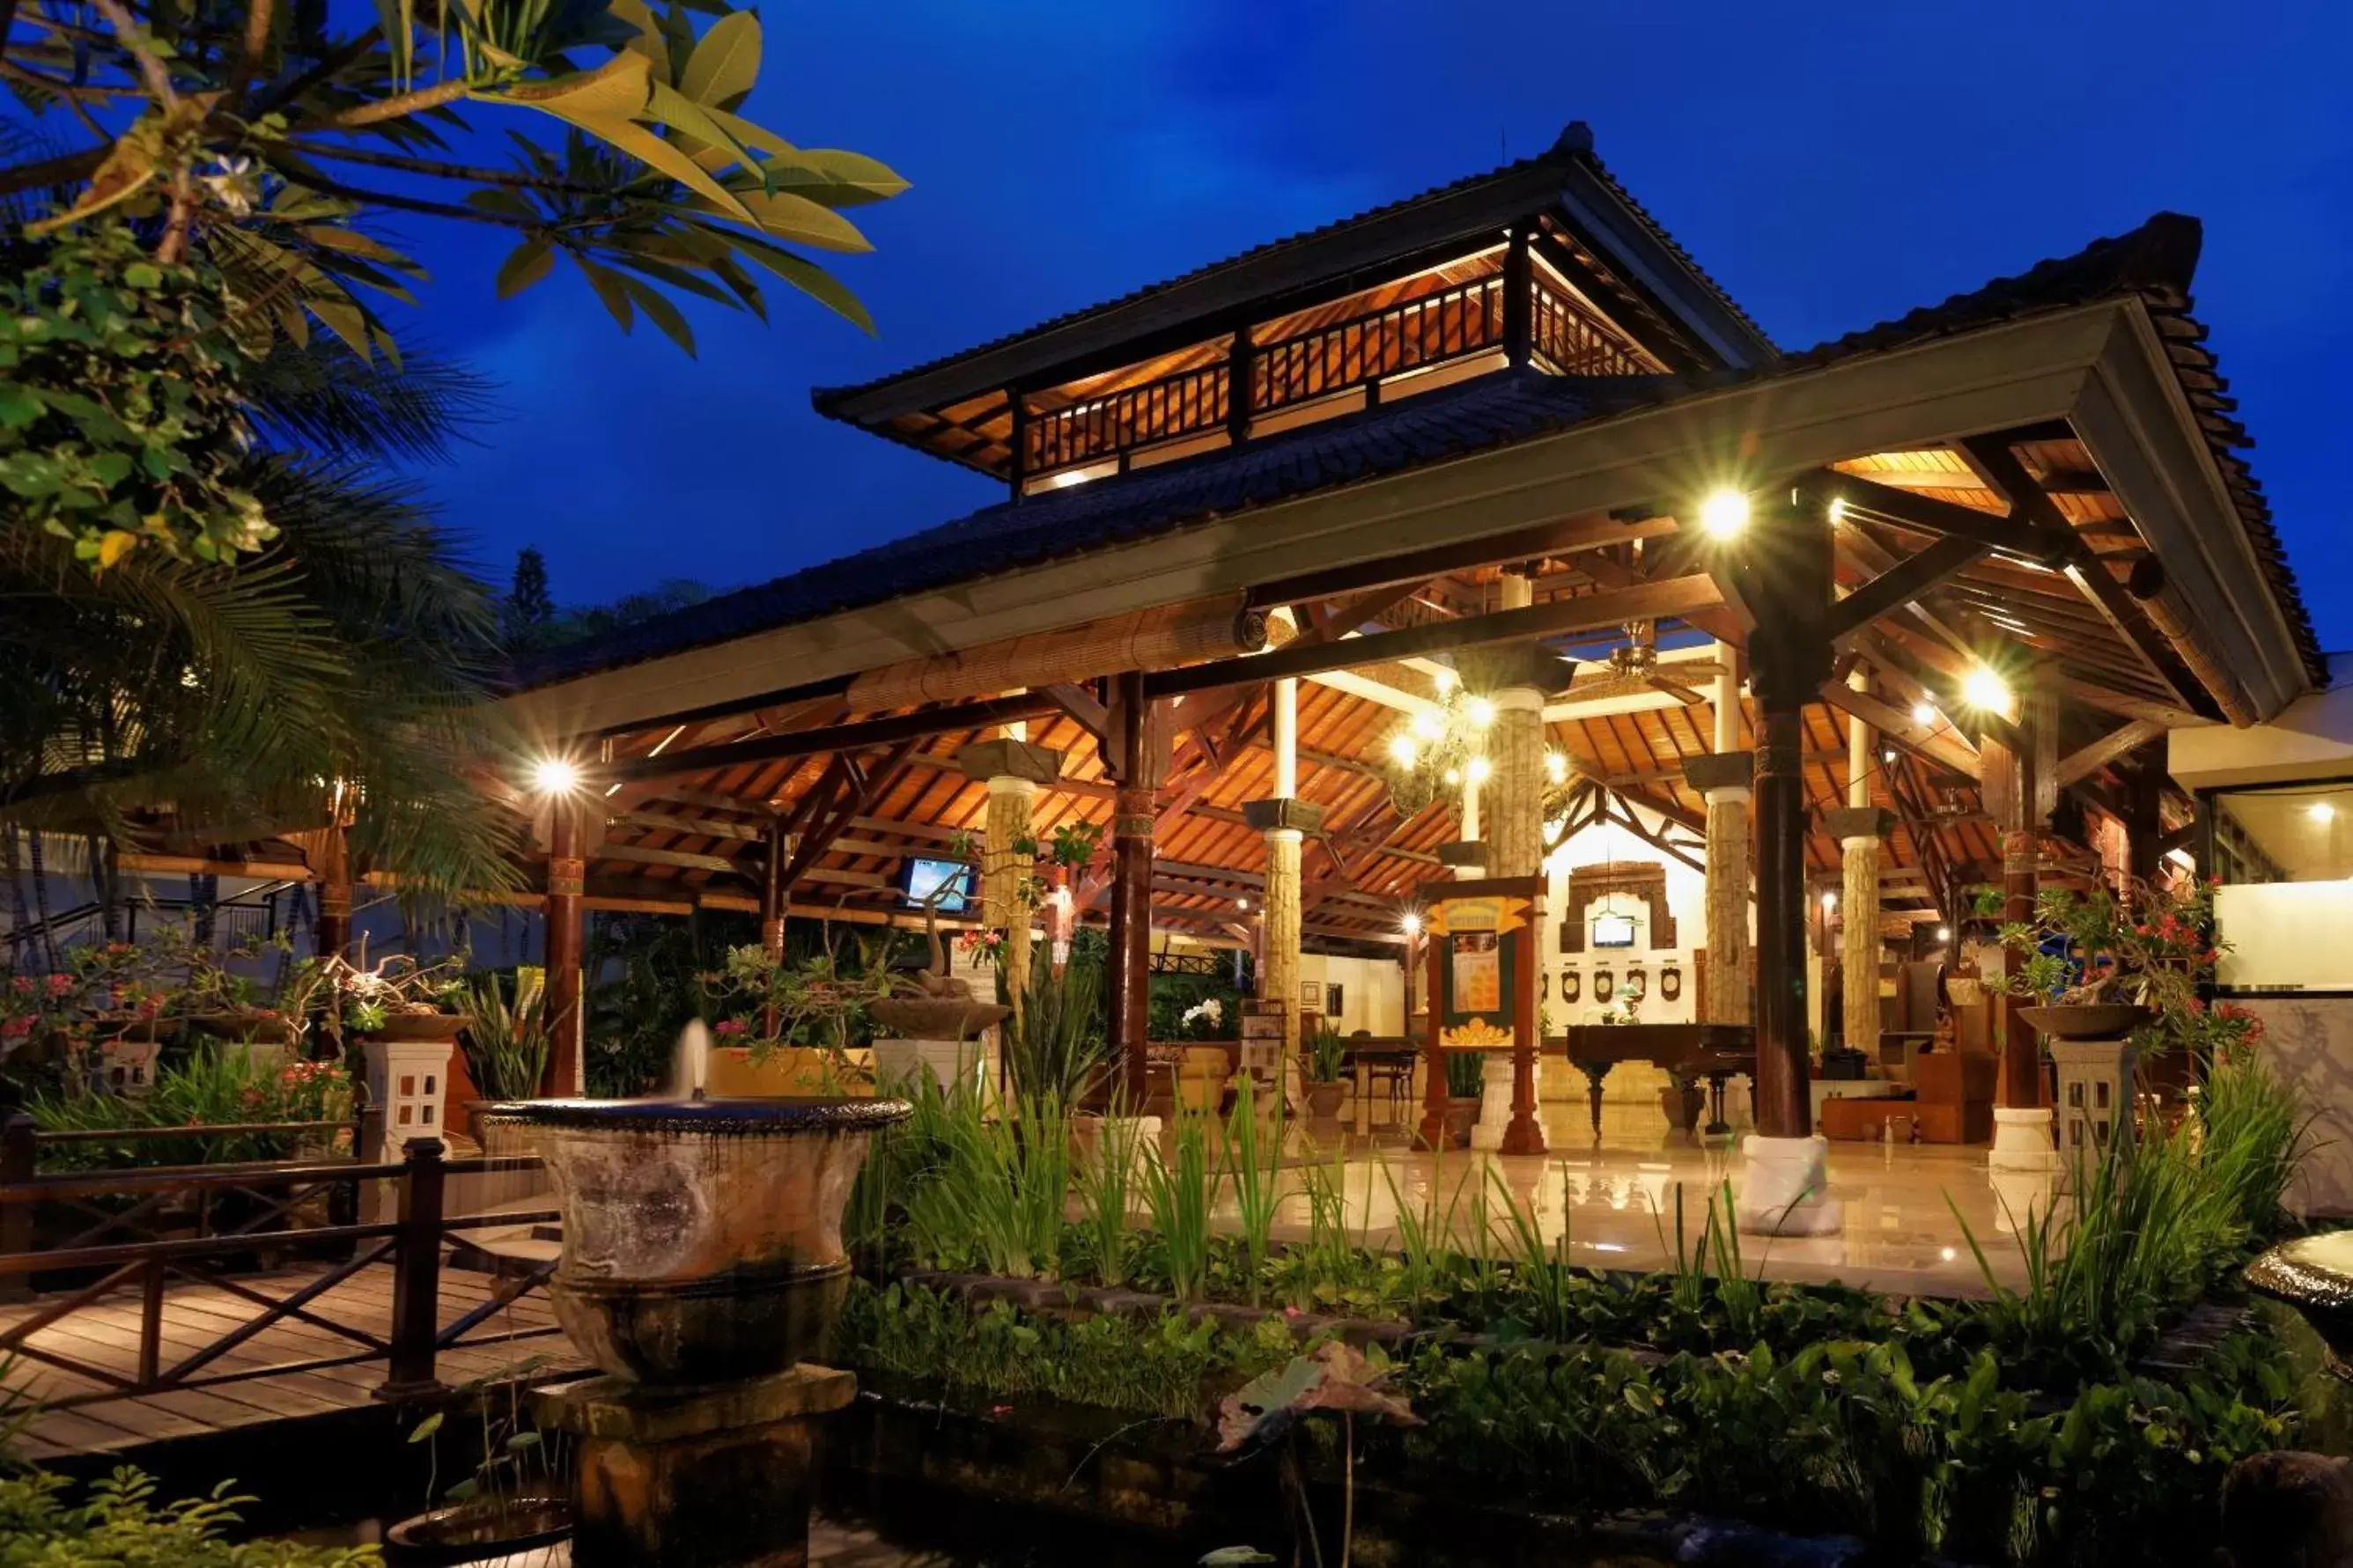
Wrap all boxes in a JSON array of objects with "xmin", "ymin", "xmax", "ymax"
[{"xmin": 0, "ymin": 1468, "xmax": 378, "ymax": 1566}]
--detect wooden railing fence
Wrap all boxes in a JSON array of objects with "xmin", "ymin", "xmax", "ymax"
[{"xmin": 0, "ymin": 1117, "xmax": 557, "ymax": 1406}]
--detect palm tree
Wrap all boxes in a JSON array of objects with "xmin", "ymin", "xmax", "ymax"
[{"xmin": 1, "ymin": 329, "xmax": 522, "ymax": 900}]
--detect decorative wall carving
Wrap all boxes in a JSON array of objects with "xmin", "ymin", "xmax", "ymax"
[{"xmin": 1558, "ymin": 861, "xmax": 1677, "ymax": 953}]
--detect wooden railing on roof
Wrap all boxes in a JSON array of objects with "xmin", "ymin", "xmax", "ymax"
[
  {"xmin": 1022, "ymin": 361, "xmax": 1230, "ymax": 476},
  {"xmin": 1016, "ymin": 270, "xmax": 1648, "ymax": 481},
  {"xmin": 1250, "ymin": 274, "xmax": 1507, "ymax": 415},
  {"xmin": 1531, "ymin": 275, "xmax": 1650, "ymax": 377}
]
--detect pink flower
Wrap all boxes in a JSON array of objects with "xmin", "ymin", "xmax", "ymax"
[
  {"xmin": 1, "ymin": 1017, "xmax": 31, "ymax": 1041},
  {"xmin": 10, "ymin": 975, "xmax": 31, "ymax": 997},
  {"xmin": 715, "ymin": 1019, "xmax": 748, "ymax": 1038},
  {"xmin": 46, "ymin": 974, "xmax": 72, "ymax": 999}
]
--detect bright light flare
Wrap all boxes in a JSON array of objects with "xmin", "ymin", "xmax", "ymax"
[
  {"xmin": 1465, "ymin": 696, "xmax": 1497, "ymax": 728},
  {"xmin": 1698, "ymin": 489, "xmax": 1751, "ymax": 540},
  {"xmin": 1545, "ymin": 751, "xmax": 1568, "ymax": 784},
  {"xmin": 1433, "ymin": 667, "xmax": 1457, "ymax": 696},
  {"xmin": 1411, "ymin": 710, "xmax": 1444, "ymax": 741},
  {"xmin": 530, "ymin": 756, "xmax": 581, "ymax": 796},
  {"xmin": 1387, "ymin": 733, "xmax": 1420, "ymax": 767},
  {"xmin": 1400, "ymin": 911, "xmax": 1423, "ymax": 938},
  {"xmin": 2311, "ymin": 802, "xmax": 2338, "ymax": 824},
  {"xmin": 1911, "ymin": 701, "xmax": 1938, "ymax": 726},
  {"xmin": 1936, "ymin": 925, "xmax": 1952, "ymax": 941},
  {"xmin": 1820, "ymin": 891, "xmax": 1839, "ymax": 911},
  {"xmin": 1960, "ymin": 666, "xmax": 2011, "ymax": 713},
  {"xmin": 1466, "ymin": 755, "xmax": 1493, "ymax": 784}
]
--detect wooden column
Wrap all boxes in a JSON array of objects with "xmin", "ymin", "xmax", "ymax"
[
  {"xmin": 542, "ymin": 798, "xmax": 585, "ymax": 1097},
  {"xmin": 759, "ymin": 821, "xmax": 789, "ymax": 1038},
  {"xmin": 1752, "ymin": 703, "xmax": 1811, "ymax": 1137},
  {"xmin": 1986, "ymin": 669, "xmax": 2049, "ymax": 1114},
  {"xmin": 1104, "ymin": 673, "xmax": 1165, "ymax": 1108},
  {"xmin": 1733, "ymin": 498, "xmax": 1835, "ymax": 1146},
  {"xmin": 313, "ymin": 819, "xmax": 352, "ymax": 962},
  {"xmin": 2124, "ymin": 738, "xmax": 2167, "ymax": 887}
]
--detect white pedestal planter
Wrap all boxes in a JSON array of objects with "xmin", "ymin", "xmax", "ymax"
[
  {"xmin": 1988, "ymin": 1106, "xmax": 2058, "ymax": 1174},
  {"xmin": 872, "ymin": 1037, "xmax": 985, "ymax": 1097},
  {"xmin": 1988, "ymin": 1166, "xmax": 2060, "ymax": 1237},
  {"xmin": 96, "ymin": 1040, "xmax": 161, "ymax": 1096},
  {"xmin": 1736, "ymin": 1133, "xmax": 1842, "ymax": 1236},
  {"xmin": 2049, "ymin": 1039, "xmax": 2139, "ymax": 1159},
  {"xmin": 1471, "ymin": 1055, "xmax": 1517, "ymax": 1151},
  {"xmin": 359, "ymin": 1039, "xmax": 450, "ymax": 1224}
]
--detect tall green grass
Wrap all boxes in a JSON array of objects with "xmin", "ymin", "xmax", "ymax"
[
  {"xmin": 896, "ymin": 1084, "xmax": 1070, "ymax": 1280},
  {"xmin": 1142, "ymin": 1111, "xmax": 1214, "ymax": 1300},
  {"xmin": 1221, "ymin": 1074, "xmax": 1282, "ymax": 1303}
]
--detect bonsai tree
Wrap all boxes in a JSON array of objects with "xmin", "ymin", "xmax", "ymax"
[{"xmin": 1986, "ymin": 876, "xmax": 2223, "ymax": 1048}]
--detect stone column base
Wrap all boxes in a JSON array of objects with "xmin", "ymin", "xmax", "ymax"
[
  {"xmin": 1988, "ymin": 1166, "xmax": 2060, "ymax": 1237},
  {"xmin": 1988, "ymin": 1106, "xmax": 2057, "ymax": 1173},
  {"xmin": 538, "ymin": 1364, "xmax": 854, "ymax": 1568},
  {"xmin": 1736, "ymin": 1133, "xmax": 1843, "ymax": 1236},
  {"xmin": 1471, "ymin": 1055, "xmax": 1517, "ymax": 1151}
]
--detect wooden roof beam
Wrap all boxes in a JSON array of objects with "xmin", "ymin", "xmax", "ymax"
[{"xmin": 1812, "ymin": 470, "xmax": 2076, "ymax": 566}]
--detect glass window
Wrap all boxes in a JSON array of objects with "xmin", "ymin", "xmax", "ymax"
[{"xmin": 2212, "ymin": 780, "xmax": 2353, "ymax": 991}]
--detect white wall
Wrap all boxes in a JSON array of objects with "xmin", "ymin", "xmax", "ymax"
[
  {"xmin": 2217, "ymin": 883, "xmax": 2353, "ymax": 991},
  {"xmin": 1541, "ymin": 813, "xmax": 1706, "ymax": 1028},
  {"xmin": 2233, "ymin": 996, "xmax": 2353, "ymax": 1218},
  {"xmin": 1298, "ymin": 952, "xmax": 1406, "ymax": 1035}
]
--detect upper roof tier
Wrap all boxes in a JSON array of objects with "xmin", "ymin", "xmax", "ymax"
[{"xmin": 810, "ymin": 123, "xmax": 1781, "ymax": 486}]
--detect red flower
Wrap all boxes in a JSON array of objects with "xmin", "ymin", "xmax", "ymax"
[
  {"xmin": 45, "ymin": 974, "xmax": 73, "ymax": 999},
  {"xmin": 9, "ymin": 975, "xmax": 31, "ymax": 997},
  {"xmin": 715, "ymin": 1019, "xmax": 748, "ymax": 1038},
  {"xmin": 1, "ymin": 1017, "xmax": 31, "ymax": 1041}
]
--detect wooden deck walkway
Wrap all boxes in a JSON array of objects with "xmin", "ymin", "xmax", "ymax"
[{"xmin": 1, "ymin": 1255, "xmax": 580, "ymax": 1461}]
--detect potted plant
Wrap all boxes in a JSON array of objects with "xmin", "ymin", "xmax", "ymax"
[
  {"xmin": 1302, "ymin": 1027, "xmax": 1348, "ymax": 1121},
  {"xmin": 173, "ymin": 928, "xmax": 300, "ymax": 1049},
  {"xmin": 1986, "ymin": 875, "xmax": 2218, "ymax": 1045},
  {"xmin": 388, "ymin": 1359, "xmax": 571, "ymax": 1565},
  {"xmin": 1442, "ymin": 1050, "xmax": 1484, "ymax": 1149},
  {"xmin": 705, "ymin": 934, "xmax": 906, "ymax": 1095}
]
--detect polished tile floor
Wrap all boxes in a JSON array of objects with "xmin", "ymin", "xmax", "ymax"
[{"xmin": 1244, "ymin": 1096, "xmax": 2051, "ymax": 1298}]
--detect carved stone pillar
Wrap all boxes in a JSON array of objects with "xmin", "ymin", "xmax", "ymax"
[
  {"xmin": 1243, "ymin": 799, "xmax": 1320, "ymax": 1058},
  {"xmin": 1458, "ymin": 637, "xmax": 1558, "ymax": 1158},
  {"xmin": 960, "ymin": 738, "xmax": 1064, "ymax": 1015},
  {"xmin": 1684, "ymin": 751, "xmax": 1754, "ymax": 1025},
  {"xmin": 1825, "ymin": 806, "xmax": 1894, "ymax": 1063}
]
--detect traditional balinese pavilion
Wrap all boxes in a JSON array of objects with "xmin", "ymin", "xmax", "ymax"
[{"xmin": 483, "ymin": 122, "xmax": 2320, "ymax": 1232}]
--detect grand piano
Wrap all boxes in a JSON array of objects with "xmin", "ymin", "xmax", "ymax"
[{"xmin": 1545, "ymin": 1023, "xmax": 1755, "ymax": 1137}]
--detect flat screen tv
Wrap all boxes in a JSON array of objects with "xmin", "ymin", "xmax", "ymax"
[
  {"xmin": 1590, "ymin": 912, "xmax": 1637, "ymax": 949},
  {"xmin": 902, "ymin": 857, "xmax": 974, "ymax": 914}
]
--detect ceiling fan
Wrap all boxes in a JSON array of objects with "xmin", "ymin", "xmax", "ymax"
[{"xmin": 1565, "ymin": 621, "xmax": 1722, "ymax": 708}]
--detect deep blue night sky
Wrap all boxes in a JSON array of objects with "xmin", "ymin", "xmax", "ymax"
[{"xmin": 394, "ymin": 1, "xmax": 2353, "ymax": 651}]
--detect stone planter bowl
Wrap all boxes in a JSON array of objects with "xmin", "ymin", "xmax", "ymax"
[
  {"xmin": 478, "ymin": 1096, "xmax": 909, "ymax": 1388},
  {"xmin": 1303, "ymin": 1081, "xmax": 1347, "ymax": 1120},
  {"xmin": 2019, "ymin": 1003, "xmax": 2157, "ymax": 1042},
  {"xmin": 868, "ymin": 997, "xmax": 1009, "ymax": 1042},
  {"xmin": 367, "ymin": 1012, "xmax": 468, "ymax": 1044}
]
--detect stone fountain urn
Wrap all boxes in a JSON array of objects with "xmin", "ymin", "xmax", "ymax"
[
  {"xmin": 869, "ymin": 908, "xmax": 1008, "ymax": 1094},
  {"xmin": 480, "ymin": 1095, "xmax": 910, "ymax": 1568}
]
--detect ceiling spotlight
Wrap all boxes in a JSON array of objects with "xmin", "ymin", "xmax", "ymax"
[
  {"xmin": 1961, "ymin": 666, "xmax": 2011, "ymax": 713},
  {"xmin": 1545, "ymin": 751, "xmax": 1568, "ymax": 784},
  {"xmin": 1443, "ymin": 767, "xmax": 1462, "ymax": 786},
  {"xmin": 1882, "ymin": 748, "xmax": 1898, "ymax": 764},
  {"xmin": 1236, "ymin": 896, "xmax": 1250, "ymax": 911},
  {"xmin": 1433, "ymin": 667, "xmax": 1457, "ymax": 696},
  {"xmin": 1401, "ymin": 911, "xmax": 1423, "ymax": 938},
  {"xmin": 1821, "ymin": 891, "xmax": 1839, "ymax": 911},
  {"xmin": 2311, "ymin": 802, "xmax": 2338, "ymax": 824},
  {"xmin": 530, "ymin": 756, "xmax": 581, "ymax": 796},
  {"xmin": 1411, "ymin": 710, "xmax": 1444, "ymax": 741},
  {"xmin": 1466, "ymin": 755, "xmax": 1494, "ymax": 784},
  {"xmin": 1465, "ymin": 696, "xmax": 1497, "ymax": 728},
  {"xmin": 1387, "ymin": 733, "xmax": 1420, "ymax": 767},
  {"xmin": 1936, "ymin": 925, "xmax": 1952, "ymax": 941},
  {"xmin": 1827, "ymin": 497, "xmax": 1848, "ymax": 526},
  {"xmin": 1699, "ymin": 489, "xmax": 1750, "ymax": 540},
  {"xmin": 1911, "ymin": 701, "xmax": 1937, "ymax": 726}
]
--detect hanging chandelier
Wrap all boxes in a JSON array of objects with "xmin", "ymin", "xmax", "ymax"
[{"xmin": 1376, "ymin": 674, "xmax": 1581, "ymax": 825}]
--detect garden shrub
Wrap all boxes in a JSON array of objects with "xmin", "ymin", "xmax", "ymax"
[{"xmin": 0, "ymin": 1468, "xmax": 377, "ymax": 1566}]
